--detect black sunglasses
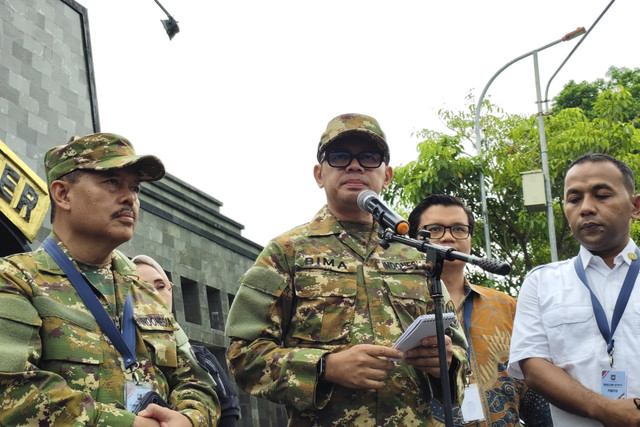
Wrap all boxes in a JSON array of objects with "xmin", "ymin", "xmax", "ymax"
[{"xmin": 322, "ymin": 151, "xmax": 384, "ymax": 169}]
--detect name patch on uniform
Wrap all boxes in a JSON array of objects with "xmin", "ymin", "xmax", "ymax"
[
  {"xmin": 381, "ymin": 261, "xmax": 420, "ymax": 271},
  {"xmin": 137, "ymin": 315, "xmax": 172, "ymax": 328},
  {"xmin": 304, "ymin": 257, "xmax": 347, "ymax": 269}
]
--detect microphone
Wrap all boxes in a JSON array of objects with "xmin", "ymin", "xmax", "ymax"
[
  {"xmin": 428, "ymin": 242, "xmax": 511, "ymax": 275},
  {"xmin": 357, "ymin": 190, "xmax": 409, "ymax": 235}
]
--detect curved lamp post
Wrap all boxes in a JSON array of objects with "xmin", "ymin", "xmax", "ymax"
[
  {"xmin": 544, "ymin": 1, "xmax": 615, "ymax": 111},
  {"xmin": 473, "ymin": 27, "xmax": 585, "ymax": 263},
  {"xmin": 153, "ymin": 0, "xmax": 180, "ymax": 40}
]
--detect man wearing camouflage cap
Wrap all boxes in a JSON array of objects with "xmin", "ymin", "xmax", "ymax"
[
  {"xmin": 0, "ymin": 133, "xmax": 220, "ymax": 426},
  {"xmin": 226, "ymin": 113, "xmax": 467, "ymax": 425}
]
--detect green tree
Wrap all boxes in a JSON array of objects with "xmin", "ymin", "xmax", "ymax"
[
  {"xmin": 386, "ymin": 68, "xmax": 640, "ymax": 295},
  {"xmin": 553, "ymin": 66, "xmax": 640, "ymax": 127}
]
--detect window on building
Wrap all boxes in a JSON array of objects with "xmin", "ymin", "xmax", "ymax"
[
  {"xmin": 228, "ymin": 293, "xmax": 235, "ymax": 309},
  {"xmin": 180, "ymin": 277, "xmax": 202, "ymax": 325},
  {"xmin": 165, "ymin": 270, "xmax": 176, "ymax": 316},
  {"xmin": 207, "ymin": 286, "xmax": 224, "ymax": 331}
]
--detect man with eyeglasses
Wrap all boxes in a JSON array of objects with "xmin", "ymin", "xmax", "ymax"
[
  {"xmin": 225, "ymin": 113, "xmax": 467, "ymax": 426},
  {"xmin": 408, "ymin": 194, "xmax": 552, "ymax": 426}
]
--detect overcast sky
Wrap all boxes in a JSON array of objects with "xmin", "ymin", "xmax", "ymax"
[{"xmin": 79, "ymin": 0, "xmax": 639, "ymax": 247}]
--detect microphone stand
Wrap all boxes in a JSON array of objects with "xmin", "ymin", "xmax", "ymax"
[
  {"xmin": 379, "ymin": 228, "xmax": 454, "ymax": 427},
  {"xmin": 424, "ymin": 247, "xmax": 454, "ymax": 427},
  {"xmin": 378, "ymin": 229, "xmax": 511, "ymax": 427}
]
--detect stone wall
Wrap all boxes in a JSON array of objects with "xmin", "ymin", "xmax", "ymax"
[{"xmin": 0, "ymin": 0, "xmax": 287, "ymax": 424}]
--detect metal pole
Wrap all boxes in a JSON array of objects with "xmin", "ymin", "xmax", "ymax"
[
  {"xmin": 544, "ymin": 1, "xmax": 614, "ymax": 110},
  {"xmin": 473, "ymin": 39, "xmax": 562, "ymax": 261},
  {"xmin": 474, "ymin": 28, "xmax": 586, "ymax": 264},
  {"xmin": 152, "ymin": 0, "xmax": 180, "ymax": 39},
  {"xmin": 533, "ymin": 52, "xmax": 559, "ymax": 262},
  {"xmin": 153, "ymin": 0, "xmax": 173, "ymax": 18}
]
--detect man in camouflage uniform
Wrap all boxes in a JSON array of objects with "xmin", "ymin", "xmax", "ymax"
[
  {"xmin": 226, "ymin": 113, "xmax": 467, "ymax": 426},
  {"xmin": 0, "ymin": 134, "xmax": 220, "ymax": 426}
]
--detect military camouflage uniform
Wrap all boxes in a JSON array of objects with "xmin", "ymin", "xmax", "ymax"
[
  {"xmin": 0, "ymin": 236, "xmax": 220, "ymax": 426},
  {"xmin": 226, "ymin": 206, "xmax": 467, "ymax": 426}
]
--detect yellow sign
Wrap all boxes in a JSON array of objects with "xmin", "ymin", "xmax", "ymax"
[{"xmin": 0, "ymin": 139, "xmax": 49, "ymax": 241}]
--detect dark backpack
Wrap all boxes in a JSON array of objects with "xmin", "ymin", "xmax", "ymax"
[{"xmin": 192, "ymin": 345, "xmax": 240, "ymax": 426}]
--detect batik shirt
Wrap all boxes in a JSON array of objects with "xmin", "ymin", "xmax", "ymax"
[
  {"xmin": 0, "ymin": 234, "xmax": 219, "ymax": 426},
  {"xmin": 431, "ymin": 282, "xmax": 551, "ymax": 426},
  {"xmin": 226, "ymin": 206, "xmax": 467, "ymax": 426}
]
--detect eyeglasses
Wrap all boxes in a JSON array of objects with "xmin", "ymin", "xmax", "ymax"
[
  {"xmin": 322, "ymin": 151, "xmax": 384, "ymax": 169},
  {"xmin": 419, "ymin": 224, "xmax": 472, "ymax": 240}
]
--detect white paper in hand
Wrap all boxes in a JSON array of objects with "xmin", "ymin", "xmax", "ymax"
[{"xmin": 391, "ymin": 312, "xmax": 456, "ymax": 361}]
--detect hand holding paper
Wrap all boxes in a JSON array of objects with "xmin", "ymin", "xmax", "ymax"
[{"xmin": 391, "ymin": 312, "xmax": 456, "ymax": 362}]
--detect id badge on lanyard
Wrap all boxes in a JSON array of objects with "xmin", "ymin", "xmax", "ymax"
[
  {"xmin": 462, "ymin": 383, "xmax": 486, "ymax": 423},
  {"xmin": 125, "ymin": 370, "xmax": 155, "ymax": 412},
  {"xmin": 601, "ymin": 370, "xmax": 627, "ymax": 400},
  {"xmin": 461, "ymin": 295, "xmax": 486, "ymax": 423}
]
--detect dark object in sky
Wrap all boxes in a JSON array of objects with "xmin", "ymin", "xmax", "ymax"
[{"xmin": 153, "ymin": 0, "xmax": 180, "ymax": 40}]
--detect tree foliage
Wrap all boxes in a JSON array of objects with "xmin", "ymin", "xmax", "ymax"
[
  {"xmin": 386, "ymin": 66, "xmax": 640, "ymax": 295},
  {"xmin": 553, "ymin": 66, "xmax": 640, "ymax": 127}
]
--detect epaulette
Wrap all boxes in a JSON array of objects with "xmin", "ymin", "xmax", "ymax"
[{"xmin": 525, "ymin": 258, "xmax": 573, "ymax": 277}]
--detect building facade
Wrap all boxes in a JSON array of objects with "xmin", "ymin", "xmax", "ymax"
[{"xmin": 0, "ymin": 0, "xmax": 287, "ymax": 425}]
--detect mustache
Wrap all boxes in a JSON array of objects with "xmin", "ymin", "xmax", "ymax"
[{"xmin": 111, "ymin": 207, "xmax": 137, "ymax": 221}]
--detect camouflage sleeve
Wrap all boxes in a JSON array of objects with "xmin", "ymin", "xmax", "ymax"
[
  {"xmin": 0, "ymin": 262, "xmax": 136, "ymax": 426},
  {"xmin": 225, "ymin": 241, "xmax": 329, "ymax": 412},
  {"xmin": 165, "ymin": 326, "xmax": 221, "ymax": 426}
]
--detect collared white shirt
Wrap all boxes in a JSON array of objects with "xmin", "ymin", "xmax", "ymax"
[{"xmin": 508, "ymin": 240, "xmax": 640, "ymax": 427}]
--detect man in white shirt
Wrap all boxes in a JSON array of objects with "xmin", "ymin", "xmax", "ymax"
[{"xmin": 509, "ymin": 153, "xmax": 640, "ymax": 426}]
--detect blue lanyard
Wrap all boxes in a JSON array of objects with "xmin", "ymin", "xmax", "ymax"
[
  {"xmin": 462, "ymin": 293, "xmax": 474, "ymax": 373},
  {"xmin": 43, "ymin": 237, "xmax": 137, "ymax": 369},
  {"xmin": 573, "ymin": 248, "xmax": 640, "ymax": 367}
]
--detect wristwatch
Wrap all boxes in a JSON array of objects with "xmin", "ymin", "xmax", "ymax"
[{"xmin": 317, "ymin": 354, "xmax": 328, "ymax": 383}]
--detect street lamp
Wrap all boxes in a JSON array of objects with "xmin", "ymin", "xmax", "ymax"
[
  {"xmin": 535, "ymin": 27, "xmax": 586, "ymax": 263},
  {"xmin": 153, "ymin": 0, "xmax": 180, "ymax": 40},
  {"xmin": 473, "ymin": 27, "xmax": 585, "ymax": 262},
  {"xmin": 544, "ymin": 1, "xmax": 615, "ymax": 111}
]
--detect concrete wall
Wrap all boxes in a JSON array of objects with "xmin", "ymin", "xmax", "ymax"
[
  {"xmin": 120, "ymin": 174, "xmax": 288, "ymax": 427},
  {"xmin": 0, "ymin": 1, "xmax": 287, "ymax": 425},
  {"xmin": 0, "ymin": 0, "xmax": 99, "ymax": 179}
]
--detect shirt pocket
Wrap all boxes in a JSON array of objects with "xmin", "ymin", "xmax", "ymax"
[
  {"xmin": 35, "ymin": 296, "xmax": 104, "ymax": 365},
  {"xmin": 634, "ymin": 303, "xmax": 640, "ymax": 330},
  {"xmin": 291, "ymin": 259, "xmax": 357, "ymax": 344},
  {"xmin": 34, "ymin": 297, "xmax": 104, "ymax": 398},
  {"xmin": 135, "ymin": 313, "xmax": 178, "ymax": 368},
  {"xmin": 541, "ymin": 305, "xmax": 597, "ymax": 364},
  {"xmin": 380, "ymin": 268, "xmax": 430, "ymax": 331}
]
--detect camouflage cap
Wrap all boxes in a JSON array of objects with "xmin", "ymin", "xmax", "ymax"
[
  {"xmin": 317, "ymin": 113, "xmax": 390, "ymax": 164},
  {"xmin": 44, "ymin": 133, "xmax": 165, "ymax": 186}
]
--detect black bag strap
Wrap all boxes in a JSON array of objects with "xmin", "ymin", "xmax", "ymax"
[{"xmin": 191, "ymin": 345, "xmax": 240, "ymax": 424}]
